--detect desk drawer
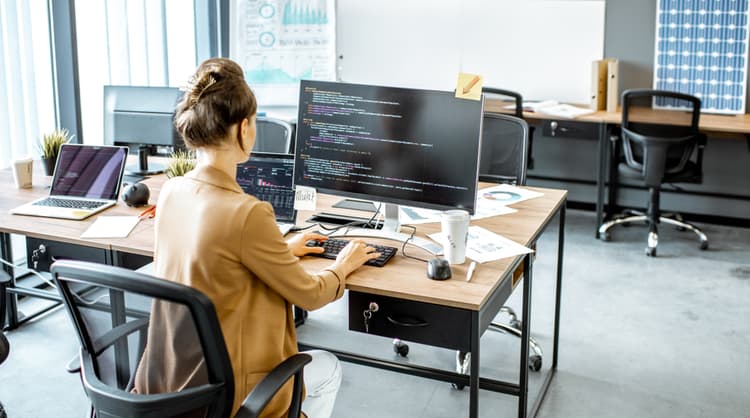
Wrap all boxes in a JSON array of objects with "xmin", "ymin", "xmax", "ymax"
[
  {"xmin": 541, "ymin": 119, "xmax": 599, "ymax": 139},
  {"xmin": 348, "ymin": 291, "xmax": 472, "ymax": 352},
  {"xmin": 26, "ymin": 237, "xmax": 108, "ymax": 272}
]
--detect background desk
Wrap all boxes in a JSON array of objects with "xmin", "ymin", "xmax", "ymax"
[
  {"xmin": 1, "ymin": 165, "xmax": 567, "ymax": 418},
  {"xmin": 486, "ymin": 100, "xmax": 750, "ymax": 233}
]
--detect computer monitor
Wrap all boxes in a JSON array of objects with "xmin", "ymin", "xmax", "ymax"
[
  {"xmin": 294, "ymin": 80, "xmax": 483, "ymax": 251},
  {"xmin": 103, "ymin": 85, "xmax": 183, "ymax": 175}
]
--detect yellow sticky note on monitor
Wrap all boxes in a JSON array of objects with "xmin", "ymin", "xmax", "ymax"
[{"xmin": 456, "ymin": 73, "xmax": 483, "ymax": 100}]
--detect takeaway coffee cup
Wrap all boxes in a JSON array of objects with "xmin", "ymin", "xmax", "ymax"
[
  {"xmin": 441, "ymin": 209, "xmax": 470, "ymax": 264},
  {"xmin": 12, "ymin": 157, "xmax": 33, "ymax": 189}
]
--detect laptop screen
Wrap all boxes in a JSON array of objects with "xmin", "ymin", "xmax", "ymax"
[
  {"xmin": 50, "ymin": 145, "xmax": 128, "ymax": 200},
  {"xmin": 236, "ymin": 154, "xmax": 297, "ymax": 222}
]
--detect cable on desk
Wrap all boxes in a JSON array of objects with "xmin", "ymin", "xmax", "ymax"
[{"xmin": 399, "ymin": 225, "xmax": 429, "ymax": 263}]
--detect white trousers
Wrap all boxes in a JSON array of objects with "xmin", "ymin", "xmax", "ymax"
[{"xmin": 301, "ymin": 350, "xmax": 342, "ymax": 418}]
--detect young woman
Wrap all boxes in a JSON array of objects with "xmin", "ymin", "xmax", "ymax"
[{"xmin": 133, "ymin": 58, "xmax": 379, "ymax": 417}]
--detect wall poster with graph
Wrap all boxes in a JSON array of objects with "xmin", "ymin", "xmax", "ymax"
[
  {"xmin": 654, "ymin": 0, "xmax": 750, "ymax": 114},
  {"xmin": 230, "ymin": 0, "xmax": 336, "ymax": 106}
]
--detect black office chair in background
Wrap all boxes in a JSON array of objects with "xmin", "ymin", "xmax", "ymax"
[
  {"xmin": 598, "ymin": 89, "xmax": 709, "ymax": 256},
  {"xmin": 453, "ymin": 111, "xmax": 544, "ymax": 383},
  {"xmin": 253, "ymin": 117, "xmax": 294, "ymax": 154},
  {"xmin": 51, "ymin": 260, "xmax": 311, "ymax": 418},
  {"xmin": 482, "ymin": 87, "xmax": 535, "ymax": 170}
]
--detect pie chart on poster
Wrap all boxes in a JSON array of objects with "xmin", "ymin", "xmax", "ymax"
[{"xmin": 483, "ymin": 191, "xmax": 522, "ymax": 203}]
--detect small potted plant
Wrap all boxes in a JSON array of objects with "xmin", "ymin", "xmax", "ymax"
[
  {"xmin": 39, "ymin": 128, "xmax": 72, "ymax": 175},
  {"xmin": 164, "ymin": 149, "xmax": 197, "ymax": 179}
]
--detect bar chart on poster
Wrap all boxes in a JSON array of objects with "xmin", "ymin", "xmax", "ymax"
[{"xmin": 230, "ymin": 0, "xmax": 337, "ymax": 106}]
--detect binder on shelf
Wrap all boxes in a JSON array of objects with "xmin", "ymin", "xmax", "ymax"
[
  {"xmin": 590, "ymin": 60, "xmax": 608, "ymax": 110},
  {"xmin": 606, "ymin": 59, "xmax": 619, "ymax": 113}
]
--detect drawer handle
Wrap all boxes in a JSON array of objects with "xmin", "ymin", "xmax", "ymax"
[{"xmin": 386, "ymin": 315, "xmax": 429, "ymax": 328}]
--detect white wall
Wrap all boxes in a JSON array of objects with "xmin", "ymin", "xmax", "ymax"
[{"xmin": 336, "ymin": 0, "xmax": 606, "ymax": 103}]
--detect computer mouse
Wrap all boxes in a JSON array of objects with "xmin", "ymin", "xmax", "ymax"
[
  {"xmin": 121, "ymin": 183, "xmax": 150, "ymax": 207},
  {"xmin": 426, "ymin": 258, "xmax": 452, "ymax": 280}
]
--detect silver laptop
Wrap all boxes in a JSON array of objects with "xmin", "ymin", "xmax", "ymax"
[
  {"xmin": 11, "ymin": 144, "xmax": 128, "ymax": 220},
  {"xmin": 236, "ymin": 153, "xmax": 298, "ymax": 235}
]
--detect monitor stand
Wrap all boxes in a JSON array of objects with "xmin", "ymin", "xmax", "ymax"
[
  {"xmin": 330, "ymin": 203, "xmax": 443, "ymax": 255},
  {"xmin": 126, "ymin": 145, "xmax": 165, "ymax": 175},
  {"xmin": 332, "ymin": 198, "xmax": 378, "ymax": 213}
]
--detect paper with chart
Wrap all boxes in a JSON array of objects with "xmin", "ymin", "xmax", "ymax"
[
  {"xmin": 429, "ymin": 226, "xmax": 533, "ymax": 263},
  {"xmin": 479, "ymin": 184, "xmax": 544, "ymax": 207},
  {"xmin": 231, "ymin": 0, "xmax": 336, "ymax": 105}
]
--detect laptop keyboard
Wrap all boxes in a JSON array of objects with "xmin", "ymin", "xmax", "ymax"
[
  {"xmin": 306, "ymin": 238, "xmax": 397, "ymax": 267},
  {"xmin": 32, "ymin": 197, "xmax": 108, "ymax": 210}
]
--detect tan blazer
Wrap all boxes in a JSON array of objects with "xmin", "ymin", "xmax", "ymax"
[{"xmin": 133, "ymin": 165, "xmax": 345, "ymax": 417}]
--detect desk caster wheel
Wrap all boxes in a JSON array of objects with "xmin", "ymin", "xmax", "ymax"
[
  {"xmin": 530, "ymin": 354, "xmax": 542, "ymax": 372},
  {"xmin": 645, "ymin": 247, "xmax": 656, "ymax": 257},
  {"xmin": 393, "ymin": 339, "xmax": 409, "ymax": 357}
]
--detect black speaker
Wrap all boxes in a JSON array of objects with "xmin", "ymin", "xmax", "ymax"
[{"xmin": 121, "ymin": 183, "xmax": 150, "ymax": 207}]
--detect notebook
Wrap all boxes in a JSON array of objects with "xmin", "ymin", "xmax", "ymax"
[
  {"xmin": 236, "ymin": 153, "xmax": 298, "ymax": 235},
  {"xmin": 11, "ymin": 144, "xmax": 128, "ymax": 221}
]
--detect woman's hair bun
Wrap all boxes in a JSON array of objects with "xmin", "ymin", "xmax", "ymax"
[{"xmin": 185, "ymin": 71, "xmax": 217, "ymax": 108}]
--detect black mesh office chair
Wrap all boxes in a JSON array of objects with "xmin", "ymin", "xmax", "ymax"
[
  {"xmin": 452, "ymin": 112, "xmax": 543, "ymax": 384},
  {"xmin": 598, "ymin": 89, "xmax": 708, "ymax": 256},
  {"xmin": 254, "ymin": 117, "xmax": 294, "ymax": 154},
  {"xmin": 482, "ymin": 87, "xmax": 535, "ymax": 170},
  {"xmin": 51, "ymin": 260, "xmax": 311, "ymax": 418}
]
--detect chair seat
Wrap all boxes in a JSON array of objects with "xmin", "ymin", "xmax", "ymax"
[{"xmin": 618, "ymin": 160, "xmax": 701, "ymax": 184}]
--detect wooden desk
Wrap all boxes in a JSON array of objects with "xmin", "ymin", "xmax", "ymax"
[{"xmin": 1, "ymin": 165, "xmax": 567, "ymax": 418}]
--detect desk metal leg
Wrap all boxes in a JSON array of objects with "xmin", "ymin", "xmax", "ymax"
[
  {"xmin": 469, "ymin": 311, "xmax": 480, "ymax": 418},
  {"xmin": 553, "ymin": 204, "xmax": 565, "ymax": 368},
  {"xmin": 595, "ymin": 123, "xmax": 609, "ymax": 238},
  {"xmin": 518, "ymin": 253, "xmax": 532, "ymax": 418}
]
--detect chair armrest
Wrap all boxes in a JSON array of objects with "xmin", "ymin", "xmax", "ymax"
[{"xmin": 235, "ymin": 353, "xmax": 312, "ymax": 418}]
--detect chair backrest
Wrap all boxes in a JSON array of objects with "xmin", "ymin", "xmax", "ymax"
[
  {"xmin": 51, "ymin": 260, "xmax": 234, "ymax": 418},
  {"xmin": 621, "ymin": 89, "xmax": 701, "ymax": 187},
  {"xmin": 478, "ymin": 113, "xmax": 529, "ymax": 185},
  {"xmin": 482, "ymin": 87, "xmax": 523, "ymax": 118},
  {"xmin": 253, "ymin": 117, "xmax": 293, "ymax": 154}
]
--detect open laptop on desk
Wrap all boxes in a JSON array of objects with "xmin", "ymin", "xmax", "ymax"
[
  {"xmin": 236, "ymin": 153, "xmax": 297, "ymax": 235},
  {"xmin": 10, "ymin": 144, "xmax": 128, "ymax": 220}
]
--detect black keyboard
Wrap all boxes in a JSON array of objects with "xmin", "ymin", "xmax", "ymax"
[
  {"xmin": 306, "ymin": 238, "xmax": 397, "ymax": 267},
  {"xmin": 32, "ymin": 197, "xmax": 107, "ymax": 210}
]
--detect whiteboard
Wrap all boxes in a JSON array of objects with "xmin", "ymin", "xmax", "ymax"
[{"xmin": 336, "ymin": 0, "xmax": 606, "ymax": 104}]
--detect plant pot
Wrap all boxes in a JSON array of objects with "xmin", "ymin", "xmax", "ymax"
[{"xmin": 41, "ymin": 157, "xmax": 57, "ymax": 176}]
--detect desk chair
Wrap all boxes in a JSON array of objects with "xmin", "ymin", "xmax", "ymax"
[
  {"xmin": 482, "ymin": 87, "xmax": 535, "ymax": 170},
  {"xmin": 253, "ymin": 117, "xmax": 294, "ymax": 154},
  {"xmin": 448, "ymin": 113, "xmax": 543, "ymax": 387},
  {"xmin": 598, "ymin": 89, "xmax": 709, "ymax": 256},
  {"xmin": 51, "ymin": 260, "xmax": 310, "ymax": 418}
]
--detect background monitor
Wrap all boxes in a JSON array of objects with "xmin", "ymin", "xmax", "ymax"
[
  {"xmin": 103, "ymin": 85, "xmax": 183, "ymax": 175},
  {"xmin": 294, "ymin": 80, "xmax": 483, "ymax": 248}
]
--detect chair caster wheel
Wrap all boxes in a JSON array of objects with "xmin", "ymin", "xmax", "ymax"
[
  {"xmin": 645, "ymin": 247, "xmax": 656, "ymax": 257},
  {"xmin": 600, "ymin": 231, "xmax": 611, "ymax": 242},
  {"xmin": 530, "ymin": 355, "xmax": 542, "ymax": 372},
  {"xmin": 700, "ymin": 240, "xmax": 708, "ymax": 250},
  {"xmin": 392, "ymin": 339, "xmax": 409, "ymax": 357},
  {"xmin": 509, "ymin": 318, "xmax": 522, "ymax": 331},
  {"xmin": 451, "ymin": 383, "xmax": 466, "ymax": 390}
]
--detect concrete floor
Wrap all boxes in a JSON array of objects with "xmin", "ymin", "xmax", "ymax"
[{"xmin": 1, "ymin": 209, "xmax": 748, "ymax": 417}]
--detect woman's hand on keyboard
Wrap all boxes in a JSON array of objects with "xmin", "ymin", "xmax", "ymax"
[
  {"xmin": 332, "ymin": 239, "xmax": 381, "ymax": 277},
  {"xmin": 287, "ymin": 232, "xmax": 328, "ymax": 257}
]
